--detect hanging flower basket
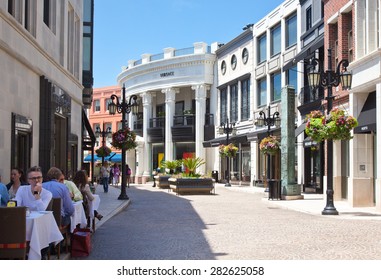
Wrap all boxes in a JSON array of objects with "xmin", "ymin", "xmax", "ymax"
[
  {"xmin": 259, "ymin": 136, "xmax": 280, "ymax": 155},
  {"xmin": 95, "ymin": 146, "xmax": 112, "ymax": 157},
  {"xmin": 219, "ymin": 143, "xmax": 238, "ymax": 158},
  {"xmin": 305, "ymin": 108, "xmax": 358, "ymax": 143},
  {"xmin": 111, "ymin": 128, "xmax": 137, "ymax": 150}
]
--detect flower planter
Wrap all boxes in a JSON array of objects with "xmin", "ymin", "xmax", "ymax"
[
  {"xmin": 305, "ymin": 109, "xmax": 358, "ymax": 142},
  {"xmin": 259, "ymin": 136, "xmax": 280, "ymax": 155},
  {"xmin": 168, "ymin": 178, "xmax": 215, "ymax": 195},
  {"xmin": 154, "ymin": 175, "xmax": 171, "ymax": 189}
]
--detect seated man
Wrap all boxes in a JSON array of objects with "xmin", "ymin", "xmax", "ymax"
[
  {"xmin": 43, "ymin": 167, "xmax": 74, "ymax": 227},
  {"xmin": 15, "ymin": 166, "xmax": 52, "ymax": 211},
  {"xmin": 58, "ymin": 173, "xmax": 83, "ymax": 202}
]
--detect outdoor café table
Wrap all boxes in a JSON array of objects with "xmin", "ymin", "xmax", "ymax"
[
  {"xmin": 71, "ymin": 200, "xmax": 87, "ymax": 232},
  {"xmin": 89, "ymin": 194, "xmax": 100, "ymax": 231},
  {"xmin": 26, "ymin": 211, "xmax": 63, "ymax": 260},
  {"xmin": 89, "ymin": 194, "xmax": 100, "ymax": 220}
]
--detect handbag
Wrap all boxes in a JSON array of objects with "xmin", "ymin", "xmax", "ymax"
[{"xmin": 71, "ymin": 227, "xmax": 91, "ymax": 257}]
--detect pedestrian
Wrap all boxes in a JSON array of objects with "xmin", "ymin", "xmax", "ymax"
[
  {"xmin": 100, "ymin": 161, "xmax": 110, "ymax": 193},
  {"xmin": 109, "ymin": 165, "xmax": 113, "ymax": 185},
  {"xmin": 126, "ymin": 164, "xmax": 131, "ymax": 188},
  {"xmin": 112, "ymin": 163, "xmax": 120, "ymax": 186}
]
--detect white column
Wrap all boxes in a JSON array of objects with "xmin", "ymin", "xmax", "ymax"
[
  {"xmin": 192, "ymin": 84, "xmax": 208, "ymax": 174},
  {"xmin": 142, "ymin": 92, "xmax": 153, "ymax": 180},
  {"xmin": 376, "ymin": 83, "xmax": 381, "ymax": 211},
  {"xmin": 162, "ymin": 88, "xmax": 178, "ymax": 161}
]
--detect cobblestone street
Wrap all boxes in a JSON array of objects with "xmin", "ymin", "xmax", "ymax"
[{"xmin": 88, "ymin": 185, "xmax": 381, "ymax": 260}]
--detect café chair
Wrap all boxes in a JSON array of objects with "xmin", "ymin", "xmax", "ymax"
[
  {"xmin": 0, "ymin": 207, "xmax": 27, "ymax": 260},
  {"xmin": 46, "ymin": 198, "xmax": 53, "ymax": 211},
  {"xmin": 49, "ymin": 198, "xmax": 69, "ymax": 259}
]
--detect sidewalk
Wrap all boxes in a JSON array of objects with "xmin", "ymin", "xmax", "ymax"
[
  {"xmin": 219, "ymin": 183, "xmax": 381, "ymax": 220},
  {"xmin": 91, "ymin": 183, "xmax": 131, "ymax": 231},
  {"xmin": 94, "ymin": 182, "xmax": 381, "ymax": 222},
  {"xmin": 94, "ymin": 182, "xmax": 381, "ymax": 221}
]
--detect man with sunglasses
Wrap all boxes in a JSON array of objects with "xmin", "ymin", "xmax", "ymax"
[{"xmin": 15, "ymin": 166, "xmax": 52, "ymax": 211}]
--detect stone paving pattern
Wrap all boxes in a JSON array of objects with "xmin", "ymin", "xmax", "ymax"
[{"xmin": 86, "ymin": 184, "xmax": 381, "ymax": 260}]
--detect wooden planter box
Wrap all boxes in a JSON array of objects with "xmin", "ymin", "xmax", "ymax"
[
  {"xmin": 154, "ymin": 175, "xmax": 171, "ymax": 189},
  {"xmin": 168, "ymin": 178, "xmax": 215, "ymax": 195}
]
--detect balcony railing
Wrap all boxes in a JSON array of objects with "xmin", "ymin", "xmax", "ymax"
[{"xmin": 149, "ymin": 117, "xmax": 165, "ymax": 128}]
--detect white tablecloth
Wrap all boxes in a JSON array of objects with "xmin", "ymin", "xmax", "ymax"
[
  {"xmin": 89, "ymin": 194, "xmax": 100, "ymax": 219},
  {"xmin": 70, "ymin": 201, "xmax": 87, "ymax": 232},
  {"xmin": 26, "ymin": 211, "xmax": 63, "ymax": 260}
]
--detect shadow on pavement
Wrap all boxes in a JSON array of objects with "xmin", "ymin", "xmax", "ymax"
[{"xmin": 86, "ymin": 186, "xmax": 218, "ymax": 260}]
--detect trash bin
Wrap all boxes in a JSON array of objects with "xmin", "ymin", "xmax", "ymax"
[
  {"xmin": 211, "ymin": 170, "xmax": 219, "ymax": 183},
  {"xmin": 268, "ymin": 179, "xmax": 281, "ymax": 200}
]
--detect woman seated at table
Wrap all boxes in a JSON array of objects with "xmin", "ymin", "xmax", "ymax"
[
  {"xmin": 15, "ymin": 166, "xmax": 52, "ymax": 211},
  {"xmin": 6, "ymin": 167, "xmax": 28, "ymax": 199},
  {"xmin": 73, "ymin": 170, "xmax": 103, "ymax": 226}
]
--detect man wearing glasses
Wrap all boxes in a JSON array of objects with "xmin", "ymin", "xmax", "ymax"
[{"xmin": 15, "ymin": 166, "xmax": 52, "ymax": 211}]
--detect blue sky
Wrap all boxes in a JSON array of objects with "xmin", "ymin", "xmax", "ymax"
[{"xmin": 93, "ymin": 0, "xmax": 284, "ymax": 88}]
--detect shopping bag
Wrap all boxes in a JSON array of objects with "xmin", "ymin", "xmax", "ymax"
[{"xmin": 71, "ymin": 228, "xmax": 91, "ymax": 257}]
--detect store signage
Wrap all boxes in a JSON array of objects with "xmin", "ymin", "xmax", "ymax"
[{"xmin": 160, "ymin": 71, "xmax": 174, "ymax": 78}]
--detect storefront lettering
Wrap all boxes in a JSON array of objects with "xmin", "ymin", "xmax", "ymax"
[{"xmin": 160, "ymin": 71, "xmax": 174, "ymax": 78}]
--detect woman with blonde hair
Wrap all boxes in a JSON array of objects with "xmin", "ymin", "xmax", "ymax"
[{"xmin": 73, "ymin": 170, "xmax": 103, "ymax": 226}]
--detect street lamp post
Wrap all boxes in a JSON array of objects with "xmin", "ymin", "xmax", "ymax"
[
  {"xmin": 95, "ymin": 123, "xmax": 112, "ymax": 165},
  {"xmin": 108, "ymin": 86, "xmax": 139, "ymax": 200},
  {"xmin": 255, "ymin": 105, "xmax": 281, "ymax": 190},
  {"xmin": 307, "ymin": 48, "xmax": 352, "ymax": 215},
  {"xmin": 219, "ymin": 118, "xmax": 236, "ymax": 187}
]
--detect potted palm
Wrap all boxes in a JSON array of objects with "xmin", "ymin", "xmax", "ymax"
[{"xmin": 168, "ymin": 157, "xmax": 214, "ymax": 195}]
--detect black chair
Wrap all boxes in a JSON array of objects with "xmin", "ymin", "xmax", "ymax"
[
  {"xmin": 48, "ymin": 198, "xmax": 69, "ymax": 259},
  {"xmin": 0, "ymin": 207, "xmax": 27, "ymax": 260}
]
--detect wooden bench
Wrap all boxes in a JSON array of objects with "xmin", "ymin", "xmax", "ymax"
[{"xmin": 168, "ymin": 178, "xmax": 215, "ymax": 195}]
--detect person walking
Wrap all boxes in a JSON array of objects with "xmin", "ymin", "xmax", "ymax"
[
  {"xmin": 126, "ymin": 164, "xmax": 131, "ymax": 188},
  {"xmin": 112, "ymin": 163, "xmax": 120, "ymax": 186},
  {"xmin": 100, "ymin": 161, "xmax": 110, "ymax": 193}
]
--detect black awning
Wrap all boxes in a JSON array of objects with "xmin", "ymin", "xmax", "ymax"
[
  {"xmin": 354, "ymin": 92, "xmax": 376, "ymax": 134},
  {"xmin": 295, "ymin": 123, "xmax": 306, "ymax": 137},
  {"xmin": 82, "ymin": 109, "xmax": 96, "ymax": 144},
  {"xmin": 203, "ymin": 134, "xmax": 248, "ymax": 148},
  {"xmin": 246, "ymin": 127, "xmax": 281, "ymax": 142},
  {"xmin": 283, "ymin": 35, "xmax": 324, "ymax": 71}
]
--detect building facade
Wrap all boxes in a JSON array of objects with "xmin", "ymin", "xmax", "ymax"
[
  {"xmin": 115, "ymin": 42, "xmax": 217, "ymax": 182},
  {"xmin": 349, "ymin": 0, "xmax": 380, "ymax": 209},
  {"xmin": 0, "ymin": 0, "xmax": 90, "ymax": 181}
]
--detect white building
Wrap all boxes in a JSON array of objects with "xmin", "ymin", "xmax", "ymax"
[{"xmin": 116, "ymin": 42, "xmax": 218, "ymax": 182}]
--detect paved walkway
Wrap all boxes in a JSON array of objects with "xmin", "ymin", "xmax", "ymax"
[
  {"xmin": 84, "ymin": 182, "xmax": 381, "ymax": 260},
  {"xmin": 95, "ymin": 182, "xmax": 381, "ymax": 223}
]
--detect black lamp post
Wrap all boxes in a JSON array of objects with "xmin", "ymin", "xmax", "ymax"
[
  {"xmin": 95, "ymin": 123, "xmax": 112, "ymax": 165},
  {"xmin": 108, "ymin": 86, "xmax": 139, "ymax": 200},
  {"xmin": 307, "ymin": 48, "xmax": 352, "ymax": 215},
  {"xmin": 219, "ymin": 118, "xmax": 236, "ymax": 187},
  {"xmin": 255, "ymin": 105, "xmax": 281, "ymax": 190}
]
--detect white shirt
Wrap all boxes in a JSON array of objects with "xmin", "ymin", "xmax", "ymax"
[{"xmin": 15, "ymin": 185, "xmax": 52, "ymax": 211}]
